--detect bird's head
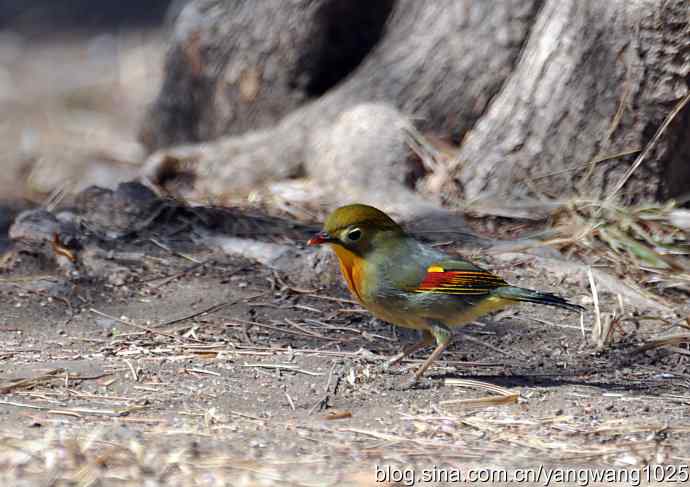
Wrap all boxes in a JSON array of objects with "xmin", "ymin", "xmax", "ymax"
[{"xmin": 307, "ymin": 204, "xmax": 404, "ymax": 256}]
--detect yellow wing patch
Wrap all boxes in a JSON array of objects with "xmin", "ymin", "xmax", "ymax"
[{"xmin": 414, "ymin": 266, "xmax": 507, "ymax": 295}]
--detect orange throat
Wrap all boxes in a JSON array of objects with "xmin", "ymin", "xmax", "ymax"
[{"xmin": 331, "ymin": 245, "xmax": 365, "ymax": 303}]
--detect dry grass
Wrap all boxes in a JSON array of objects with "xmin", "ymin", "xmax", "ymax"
[
  {"xmin": 3, "ymin": 391, "xmax": 689, "ymax": 486},
  {"xmin": 549, "ymin": 200, "xmax": 689, "ymax": 281},
  {"xmin": 0, "ymin": 428, "xmax": 381, "ymax": 486},
  {"xmin": 456, "ymin": 194, "xmax": 690, "ymax": 360},
  {"xmin": 548, "ymin": 200, "xmax": 689, "ymax": 348}
]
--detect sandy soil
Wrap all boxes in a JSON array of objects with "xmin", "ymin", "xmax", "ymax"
[{"xmin": 1, "ymin": 231, "xmax": 690, "ymax": 485}]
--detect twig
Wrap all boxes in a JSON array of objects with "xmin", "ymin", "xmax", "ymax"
[
  {"xmin": 124, "ymin": 359, "xmax": 139, "ymax": 382},
  {"xmin": 457, "ymin": 333, "xmax": 512, "ymax": 356},
  {"xmin": 632, "ymin": 333, "xmax": 690, "ymax": 354},
  {"xmin": 605, "ymin": 92, "xmax": 690, "ymax": 203},
  {"xmin": 284, "ymin": 391, "xmax": 296, "ymax": 411},
  {"xmin": 186, "ymin": 367, "xmax": 221, "ymax": 377},
  {"xmin": 0, "ymin": 400, "xmax": 143, "ymax": 417},
  {"xmin": 230, "ymin": 318, "xmax": 335, "ymax": 341},
  {"xmin": 228, "ymin": 410, "xmax": 264, "ymax": 422},
  {"xmin": 304, "ymin": 318, "xmax": 396, "ymax": 342},
  {"xmin": 292, "ymin": 304, "xmax": 323, "ymax": 314},
  {"xmin": 283, "ymin": 318, "xmax": 333, "ymax": 341},
  {"xmin": 42, "ymin": 181, "xmax": 72, "ymax": 211},
  {"xmin": 444, "ymin": 378, "xmax": 516, "ymax": 396},
  {"xmin": 441, "ymin": 394, "xmax": 519, "ymax": 409},
  {"xmin": 306, "ymin": 294, "xmax": 359, "ymax": 306},
  {"xmin": 156, "ymin": 293, "xmax": 264, "ymax": 328},
  {"xmin": 587, "ymin": 267, "xmax": 602, "ymax": 346},
  {"xmin": 148, "ymin": 237, "xmax": 203, "ymax": 264},
  {"xmin": 527, "ymin": 316, "xmax": 592, "ymax": 332},
  {"xmin": 334, "ymin": 308, "xmax": 369, "ymax": 315},
  {"xmin": 145, "ymin": 261, "xmax": 205, "ymax": 287},
  {"xmin": 324, "ymin": 361, "xmax": 337, "ymax": 393},
  {"xmin": 531, "ymin": 150, "xmax": 639, "ymax": 180},
  {"xmin": 240, "ymin": 363, "xmax": 323, "ymax": 376},
  {"xmin": 323, "ymin": 410, "xmax": 352, "ymax": 420},
  {"xmin": 0, "ymin": 368, "xmax": 66, "ymax": 394},
  {"xmin": 90, "ymin": 308, "xmax": 182, "ymax": 342}
]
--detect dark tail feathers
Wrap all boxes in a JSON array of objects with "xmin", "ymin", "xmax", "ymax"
[{"xmin": 495, "ymin": 286, "xmax": 584, "ymax": 313}]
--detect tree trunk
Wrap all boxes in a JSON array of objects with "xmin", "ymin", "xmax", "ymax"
[
  {"xmin": 139, "ymin": 0, "xmax": 689, "ymax": 211},
  {"xmin": 142, "ymin": 0, "xmax": 536, "ymax": 149},
  {"xmin": 451, "ymin": 0, "xmax": 690, "ymax": 204}
]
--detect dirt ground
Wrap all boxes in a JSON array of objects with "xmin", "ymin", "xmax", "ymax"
[
  {"xmin": 2, "ymin": 27, "xmax": 690, "ymax": 487},
  {"xmin": 2, "ymin": 228, "xmax": 690, "ymax": 485}
]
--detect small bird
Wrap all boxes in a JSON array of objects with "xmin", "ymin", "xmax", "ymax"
[{"xmin": 308, "ymin": 204, "xmax": 584, "ymax": 384}]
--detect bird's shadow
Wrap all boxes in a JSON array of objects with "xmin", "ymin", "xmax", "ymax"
[{"xmin": 439, "ymin": 369, "xmax": 675, "ymax": 395}]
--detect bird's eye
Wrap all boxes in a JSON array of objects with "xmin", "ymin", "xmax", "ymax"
[{"xmin": 347, "ymin": 228, "xmax": 362, "ymax": 241}]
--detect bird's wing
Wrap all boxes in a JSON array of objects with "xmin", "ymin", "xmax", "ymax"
[{"xmin": 411, "ymin": 259, "xmax": 508, "ymax": 295}]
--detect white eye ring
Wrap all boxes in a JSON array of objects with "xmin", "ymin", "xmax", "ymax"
[{"xmin": 347, "ymin": 228, "xmax": 362, "ymax": 241}]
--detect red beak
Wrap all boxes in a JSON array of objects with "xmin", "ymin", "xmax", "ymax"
[{"xmin": 307, "ymin": 231, "xmax": 333, "ymax": 246}]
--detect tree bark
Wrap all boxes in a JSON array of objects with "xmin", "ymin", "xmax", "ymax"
[
  {"xmin": 139, "ymin": 0, "xmax": 539, "ymax": 210},
  {"xmin": 142, "ymin": 0, "xmax": 536, "ymax": 149},
  {"xmin": 450, "ymin": 0, "xmax": 690, "ymax": 204},
  {"xmin": 139, "ymin": 0, "xmax": 689, "ymax": 210}
]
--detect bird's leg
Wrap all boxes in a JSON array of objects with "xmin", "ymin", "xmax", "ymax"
[
  {"xmin": 412, "ymin": 322, "xmax": 451, "ymax": 382},
  {"xmin": 386, "ymin": 330, "xmax": 434, "ymax": 368}
]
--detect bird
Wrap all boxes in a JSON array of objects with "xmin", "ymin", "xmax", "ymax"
[{"xmin": 307, "ymin": 203, "xmax": 584, "ymax": 384}]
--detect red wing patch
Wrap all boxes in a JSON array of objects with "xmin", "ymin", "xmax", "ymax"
[{"xmin": 414, "ymin": 266, "xmax": 507, "ymax": 295}]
